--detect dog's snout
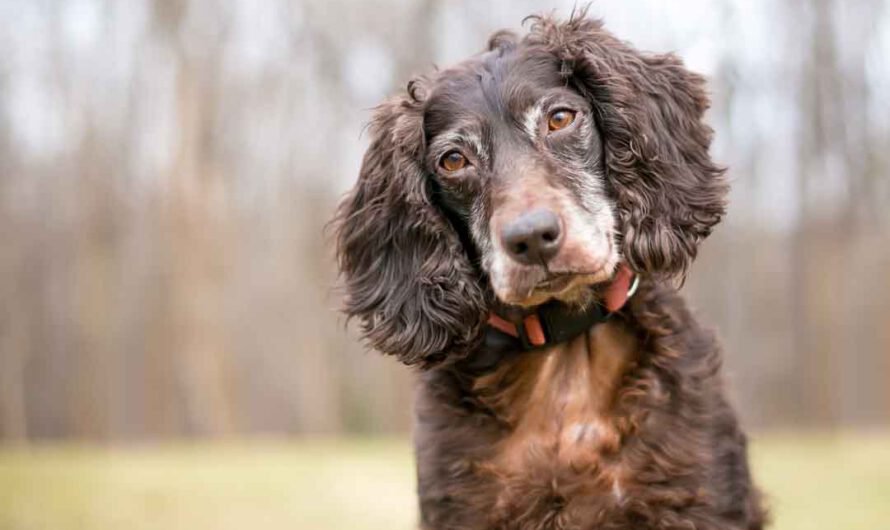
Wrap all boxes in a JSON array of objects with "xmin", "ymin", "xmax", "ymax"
[{"xmin": 501, "ymin": 209, "xmax": 563, "ymax": 265}]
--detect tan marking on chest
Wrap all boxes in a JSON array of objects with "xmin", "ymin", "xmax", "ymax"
[{"xmin": 475, "ymin": 320, "xmax": 638, "ymax": 481}]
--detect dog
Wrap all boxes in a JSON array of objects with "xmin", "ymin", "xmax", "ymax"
[{"xmin": 335, "ymin": 11, "xmax": 766, "ymax": 530}]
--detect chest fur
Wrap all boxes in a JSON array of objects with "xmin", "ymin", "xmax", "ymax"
[{"xmin": 471, "ymin": 321, "xmax": 639, "ymax": 524}]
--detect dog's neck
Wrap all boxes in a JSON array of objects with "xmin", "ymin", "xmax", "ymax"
[
  {"xmin": 459, "ymin": 280, "xmax": 643, "ymax": 485},
  {"xmin": 458, "ymin": 266, "xmax": 638, "ymax": 374},
  {"xmin": 471, "ymin": 317, "xmax": 640, "ymax": 466}
]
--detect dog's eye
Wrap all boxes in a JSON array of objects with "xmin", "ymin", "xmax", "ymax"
[
  {"xmin": 439, "ymin": 150, "xmax": 469, "ymax": 172},
  {"xmin": 548, "ymin": 109, "xmax": 576, "ymax": 132}
]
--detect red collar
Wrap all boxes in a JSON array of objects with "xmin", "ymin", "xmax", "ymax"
[{"xmin": 486, "ymin": 264, "xmax": 638, "ymax": 349}]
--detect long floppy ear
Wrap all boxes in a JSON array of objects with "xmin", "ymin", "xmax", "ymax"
[
  {"xmin": 528, "ymin": 14, "xmax": 728, "ymax": 279},
  {"xmin": 334, "ymin": 88, "xmax": 487, "ymax": 367}
]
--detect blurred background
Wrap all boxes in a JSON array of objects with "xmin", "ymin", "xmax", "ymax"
[{"xmin": 0, "ymin": 0, "xmax": 888, "ymax": 529}]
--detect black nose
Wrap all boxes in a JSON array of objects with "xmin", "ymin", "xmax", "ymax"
[{"xmin": 500, "ymin": 208, "xmax": 563, "ymax": 265}]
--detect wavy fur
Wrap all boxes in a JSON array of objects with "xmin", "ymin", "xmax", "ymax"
[
  {"xmin": 525, "ymin": 14, "xmax": 728, "ymax": 278},
  {"xmin": 335, "ymin": 95, "xmax": 487, "ymax": 366},
  {"xmin": 334, "ymin": 11, "xmax": 765, "ymax": 530}
]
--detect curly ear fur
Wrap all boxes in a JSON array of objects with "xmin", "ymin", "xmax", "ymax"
[
  {"xmin": 335, "ymin": 88, "xmax": 487, "ymax": 366},
  {"xmin": 527, "ymin": 13, "xmax": 728, "ymax": 279}
]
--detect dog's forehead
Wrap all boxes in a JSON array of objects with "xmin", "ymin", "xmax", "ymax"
[{"xmin": 424, "ymin": 49, "xmax": 564, "ymax": 134}]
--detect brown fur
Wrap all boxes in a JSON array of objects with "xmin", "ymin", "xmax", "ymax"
[
  {"xmin": 414, "ymin": 283, "xmax": 766, "ymax": 529},
  {"xmin": 335, "ymin": 11, "xmax": 767, "ymax": 530}
]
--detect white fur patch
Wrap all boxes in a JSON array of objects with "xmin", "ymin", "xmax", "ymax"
[
  {"xmin": 522, "ymin": 102, "xmax": 544, "ymax": 141},
  {"xmin": 567, "ymin": 421, "xmax": 603, "ymax": 443},
  {"xmin": 612, "ymin": 479, "xmax": 625, "ymax": 503}
]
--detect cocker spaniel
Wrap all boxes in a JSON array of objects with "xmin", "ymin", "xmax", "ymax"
[{"xmin": 335, "ymin": 12, "xmax": 766, "ymax": 530}]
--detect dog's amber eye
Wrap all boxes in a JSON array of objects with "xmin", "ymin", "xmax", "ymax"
[
  {"xmin": 548, "ymin": 109, "xmax": 576, "ymax": 132},
  {"xmin": 440, "ymin": 151, "xmax": 468, "ymax": 172}
]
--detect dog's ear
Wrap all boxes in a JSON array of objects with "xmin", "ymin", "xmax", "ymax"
[
  {"xmin": 335, "ymin": 84, "xmax": 486, "ymax": 367},
  {"xmin": 529, "ymin": 14, "xmax": 728, "ymax": 279}
]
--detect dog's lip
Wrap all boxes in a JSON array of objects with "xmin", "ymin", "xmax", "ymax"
[
  {"xmin": 536, "ymin": 266, "xmax": 608, "ymax": 289},
  {"xmin": 527, "ymin": 270, "xmax": 602, "ymax": 300},
  {"xmin": 535, "ymin": 274, "xmax": 575, "ymax": 291},
  {"xmin": 494, "ymin": 256, "xmax": 619, "ymax": 306},
  {"xmin": 499, "ymin": 266, "xmax": 614, "ymax": 306}
]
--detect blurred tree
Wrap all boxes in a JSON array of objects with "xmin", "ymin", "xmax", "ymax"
[{"xmin": 0, "ymin": 0, "xmax": 886, "ymax": 441}]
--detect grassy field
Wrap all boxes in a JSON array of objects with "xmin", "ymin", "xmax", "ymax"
[{"xmin": 1, "ymin": 433, "xmax": 889, "ymax": 530}]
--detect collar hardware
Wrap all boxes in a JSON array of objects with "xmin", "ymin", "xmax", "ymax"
[
  {"xmin": 485, "ymin": 265, "xmax": 638, "ymax": 352},
  {"xmin": 457, "ymin": 265, "xmax": 639, "ymax": 375}
]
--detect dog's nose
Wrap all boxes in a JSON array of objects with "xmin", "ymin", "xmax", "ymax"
[{"xmin": 500, "ymin": 208, "xmax": 563, "ymax": 265}]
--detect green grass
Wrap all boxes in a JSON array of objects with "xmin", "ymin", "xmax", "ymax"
[
  {"xmin": 0, "ymin": 432, "xmax": 888, "ymax": 530},
  {"xmin": 749, "ymin": 431, "xmax": 890, "ymax": 529}
]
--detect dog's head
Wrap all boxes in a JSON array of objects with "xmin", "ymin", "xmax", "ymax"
[{"xmin": 335, "ymin": 14, "xmax": 727, "ymax": 366}]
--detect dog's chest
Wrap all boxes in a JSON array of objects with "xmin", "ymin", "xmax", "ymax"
[{"xmin": 473, "ymin": 322, "xmax": 638, "ymax": 525}]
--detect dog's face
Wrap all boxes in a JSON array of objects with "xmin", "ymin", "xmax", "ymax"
[
  {"xmin": 336, "ymin": 15, "xmax": 727, "ymax": 366},
  {"xmin": 424, "ymin": 49, "xmax": 616, "ymax": 307}
]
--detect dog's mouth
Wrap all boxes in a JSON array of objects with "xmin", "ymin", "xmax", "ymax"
[
  {"xmin": 535, "ymin": 274, "xmax": 575, "ymax": 292},
  {"xmin": 496, "ymin": 263, "xmax": 616, "ymax": 308},
  {"xmin": 542, "ymin": 268, "xmax": 613, "ymax": 301},
  {"xmin": 536, "ymin": 268, "xmax": 606, "ymax": 293}
]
